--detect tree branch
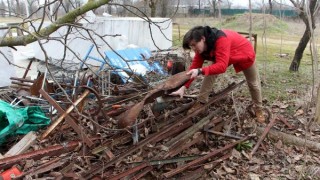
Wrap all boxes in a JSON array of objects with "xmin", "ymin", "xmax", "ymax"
[{"xmin": 0, "ymin": 0, "xmax": 111, "ymax": 47}]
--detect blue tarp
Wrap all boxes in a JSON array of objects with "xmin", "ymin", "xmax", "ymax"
[{"xmin": 81, "ymin": 45, "xmax": 167, "ymax": 83}]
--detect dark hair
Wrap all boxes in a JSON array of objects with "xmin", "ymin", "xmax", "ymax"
[{"xmin": 182, "ymin": 26, "xmax": 225, "ymax": 54}]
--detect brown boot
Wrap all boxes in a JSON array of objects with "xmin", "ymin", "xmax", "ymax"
[
  {"xmin": 254, "ymin": 108, "xmax": 265, "ymax": 123},
  {"xmin": 187, "ymin": 101, "xmax": 206, "ymax": 115}
]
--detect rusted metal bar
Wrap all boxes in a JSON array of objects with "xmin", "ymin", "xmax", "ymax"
[
  {"xmin": 204, "ymin": 129, "xmax": 243, "ymax": 139},
  {"xmin": 278, "ymin": 115, "xmax": 295, "ymax": 129},
  {"xmin": 165, "ymin": 114, "xmax": 219, "ymax": 148},
  {"xmin": 10, "ymin": 81, "xmax": 32, "ymax": 87},
  {"xmin": 166, "ymin": 134, "xmax": 204, "ymax": 158},
  {"xmin": 163, "ymin": 137, "xmax": 249, "ymax": 178},
  {"xmin": 30, "ymin": 73, "xmax": 45, "ymax": 96},
  {"xmin": 131, "ymin": 155, "xmax": 202, "ymax": 167},
  {"xmin": 39, "ymin": 89, "xmax": 94, "ymax": 147},
  {"xmin": 0, "ymin": 141, "xmax": 81, "ymax": 170},
  {"xmin": 179, "ymin": 167, "xmax": 204, "ymax": 180},
  {"xmin": 152, "ymin": 120, "xmax": 193, "ymax": 143},
  {"xmin": 181, "ymin": 153, "xmax": 231, "ymax": 180},
  {"xmin": 129, "ymin": 156, "xmax": 203, "ymax": 179},
  {"xmin": 131, "ymin": 166, "xmax": 153, "ymax": 180},
  {"xmin": 21, "ymin": 158, "xmax": 67, "ymax": 177},
  {"xmin": 118, "ymin": 71, "xmax": 191, "ymax": 128},
  {"xmin": 250, "ymin": 116, "xmax": 277, "ymax": 157},
  {"xmin": 85, "ymin": 81, "xmax": 246, "ymax": 178},
  {"xmin": 165, "ymin": 118, "xmax": 222, "ymax": 158},
  {"xmin": 10, "ymin": 77, "xmax": 35, "ymax": 83},
  {"xmin": 10, "ymin": 85, "xmax": 30, "ymax": 91},
  {"xmin": 40, "ymin": 89, "xmax": 90, "ymax": 140},
  {"xmin": 156, "ymin": 101, "xmax": 193, "ymax": 122},
  {"xmin": 108, "ymin": 162, "xmax": 149, "ymax": 180},
  {"xmin": 22, "ymin": 59, "xmax": 33, "ymax": 79},
  {"xmin": 190, "ymin": 152, "xmax": 231, "ymax": 169}
]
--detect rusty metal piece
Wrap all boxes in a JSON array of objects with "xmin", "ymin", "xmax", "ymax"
[
  {"xmin": 10, "ymin": 77, "xmax": 35, "ymax": 83},
  {"xmin": 153, "ymin": 121, "xmax": 193, "ymax": 144},
  {"xmin": 85, "ymin": 81, "xmax": 246, "ymax": 178},
  {"xmin": 39, "ymin": 89, "xmax": 94, "ymax": 147},
  {"xmin": 203, "ymin": 119, "xmax": 243, "ymax": 140},
  {"xmin": 166, "ymin": 134, "xmax": 204, "ymax": 158},
  {"xmin": 21, "ymin": 158, "xmax": 67, "ymax": 177},
  {"xmin": 40, "ymin": 89, "xmax": 90, "ymax": 140},
  {"xmin": 278, "ymin": 115, "xmax": 295, "ymax": 129},
  {"xmin": 78, "ymin": 86, "xmax": 103, "ymax": 116},
  {"xmin": 11, "ymin": 81, "xmax": 32, "ymax": 87},
  {"xmin": 0, "ymin": 141, "xmax": 81, "ymax": 170},
  {"xmin": 29, "ymin": 73, "xmax": 45, "ymax": 96},
  {"xmin": 163, "ymin": 137, "xmax": 249, "ymax": 178},
  {"xmin": 22, "ymin": 59, "xmax": 33, "ymax": 79},
  {"xmin": 118, "ymin": 71, "xmax": 191, "ymax": 128},
  {"xmin": 204, "ymin": 129, "xmax": 243, "ymax": 139},
  {"xmin": 11, "ymin": 74, "xmax": 45, "ymax": 96},
  {"xmin": 131, "ymin": 166, "xmax": 153, "ymax": 180},
  {"xmin": 250, "ymin": 116, "xmax": 278, "ymax": 158},
  {"xmin": 166, "ymin": 118, "xmax": 222, "ymax": 158},
  {"xmin": 179, "ymin": 167, "xmax": 205, "ymax": 180},
  {"xmin": 165, "ymin": 114, "xmax": 218, "ymax": 149},
  {"xmin": 0, "ymin": 90, "xmax": 14, "ymax": 103},
  {"xmin": 109, "ymin": 162, "xmax": 149, "ymax": 180}
]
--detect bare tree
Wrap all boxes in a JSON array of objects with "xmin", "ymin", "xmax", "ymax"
[
  {"xmin": 15, "ymin": 0, "xmax": 22, "ymax": 16},
  {"xmin": 269, "ymin": 0, "xmax": 273, "ymax": 14},
  {"xmin": 208, "ymin": 0, "xmax": 219, "ymax": 17},
  {"xmin": 0, "ymin": 0, "xmax": 6, "ymax": 17},
  {"xmin": 289, "ymin": 0, "xmax": 318, "ymax": 71},
  {"xmin": 159, "ymin": 0, "xmax": 169, "ymax": 17},
  {"xmin": 144, "ymin": 0, "xmax": 158, "ymax": 17},
  {"xmin": 6, "ymin": 0, "xmax": 11, "ymax": 16}
]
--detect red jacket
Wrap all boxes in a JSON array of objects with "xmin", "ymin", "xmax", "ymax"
[{"xmin": 185, "ymin": 29, "xmax": 255, "ymax": 88}]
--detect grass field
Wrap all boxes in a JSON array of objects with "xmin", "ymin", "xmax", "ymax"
[{"xmin": 171, "ymin": 14, "xmax": 320, "ymax": 108}]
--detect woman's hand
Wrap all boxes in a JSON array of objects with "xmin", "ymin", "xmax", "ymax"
[
  {"xmin": 169, "ymin": 86, "xmax": 186, "ymax": 98},
  {"xmin": 187, "ymin": 69, "xmax": 201, "ymax": 79}
]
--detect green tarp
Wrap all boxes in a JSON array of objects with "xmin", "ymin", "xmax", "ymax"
[{"xmin": 0, "ymin": 100, "xmax": 50, "ymax": 144}]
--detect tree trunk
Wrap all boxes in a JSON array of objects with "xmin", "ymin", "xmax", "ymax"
[
  {"xmin": 256, "ymin": 126, "xmax": 320, "ymax": 150},
  {"xmin": 289, "ymin": 0, "xmax": 317, "ymax": 71},
  {"xmin": 289, "ymin": 29, "xmax": 311, "ymax": 71},
  {"xmin": 316, "ymin": 86, "xmax": 320, "ymax": 123},
  {"xmin": 149, "ymin": 0, "xmax": 157, "ymax": 17},
  {"xmin": 268, "ymin": 0, "xmax": 272, "ymax": 14},
  {"xmin": 160, "ymin": 0, "xmax": 168, "ymax": 17},
  {"xmin": 15, "ymin": 0, "xmax": 21, "ymax": 16},
  {"xmin": 213, "ymin": 0, "xmax": 216, "ymax": 17},
  {"xmin": 6, "ymin": 0, "xmax": 11, "ymax": 16},
  {"xmin": 107, "ymin": 4, "xmax": 112, "ymax": 14}
]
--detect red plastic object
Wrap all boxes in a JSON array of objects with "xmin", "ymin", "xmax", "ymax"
[
  {"xmin": 167, "ymin": 59, "xmax": 173, "ymax": 71},
  {"xmin": 0, "ymin": 166, "xmax": 22, "ymax": 180}
]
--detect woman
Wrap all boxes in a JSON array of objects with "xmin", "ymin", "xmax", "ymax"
[{"xmin": 170, "ymin": 26, "xmax": 265, "ymax": 123}]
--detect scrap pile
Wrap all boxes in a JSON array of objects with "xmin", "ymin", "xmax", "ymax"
[{"xmin": 0, "ymin": 50, "xmax": 302, "ymax": 179}]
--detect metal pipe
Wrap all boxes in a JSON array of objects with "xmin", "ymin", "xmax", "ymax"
[{"xmin": 40, "ymin": 89, "xmax": 90, "ymax": 140}]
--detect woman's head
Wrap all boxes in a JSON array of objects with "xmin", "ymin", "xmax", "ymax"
[{"xmin": 182, "ymin": 26, "xmax": 217, "ymax": 54}]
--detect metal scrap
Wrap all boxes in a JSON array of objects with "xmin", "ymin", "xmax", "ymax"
[{"xmin": 117, "ymin": 71, "xmax": 191, "ymax": 128}]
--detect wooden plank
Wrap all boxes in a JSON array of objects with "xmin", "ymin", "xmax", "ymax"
[{"xmin": 4, "ymin": 131, "xmax": 37, "ymax": 157}]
